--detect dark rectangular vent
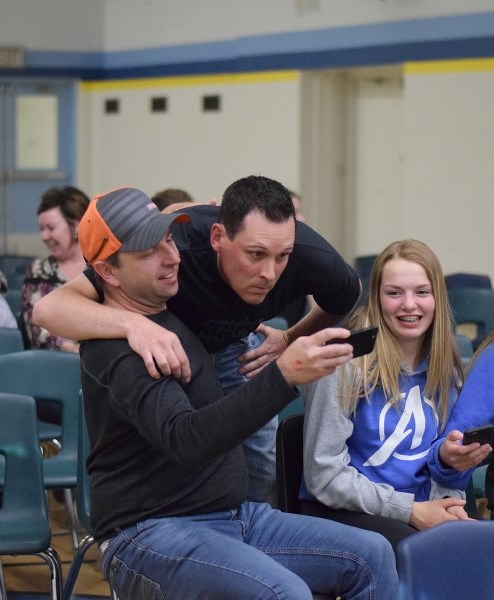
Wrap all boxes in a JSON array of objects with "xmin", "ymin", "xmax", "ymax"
[
  {"xmin": 105, "ymin": 99, "xmax": 119, "ymax": 114},
  {"xmin": 202, "ymin": 95, "xmax": 221, "ymax": 112},
  {"xmin": 151, "ymin": 97, "xmax": 167, "ymax": 112}
]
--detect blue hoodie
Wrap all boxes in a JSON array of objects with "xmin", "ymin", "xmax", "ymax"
[{"xmin": 301, "ymin": 361, "xmax": 462, "ymax": 523}]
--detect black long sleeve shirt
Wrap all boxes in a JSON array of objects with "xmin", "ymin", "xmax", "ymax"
[{"xmin": 81, "ymin": 310, "xmax": 297, "ymax": 541}]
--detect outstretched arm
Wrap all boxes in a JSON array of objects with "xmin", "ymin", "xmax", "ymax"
[{"xmin": 32, "ymin": 273, "xmax": 191, "ymax": 382}]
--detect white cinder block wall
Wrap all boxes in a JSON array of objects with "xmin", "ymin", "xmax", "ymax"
[{"xmin": 1, "ymin": 0, "xmax": 494, "ymax": 278}]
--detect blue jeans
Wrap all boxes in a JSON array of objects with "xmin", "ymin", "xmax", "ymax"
[
  {"xmin": 100, "ymin": 502, "xmax": 398, "ymax": 600},
  {"xmin": 211, "ymin": 333, "xmax": 278, "ymax": 505}
]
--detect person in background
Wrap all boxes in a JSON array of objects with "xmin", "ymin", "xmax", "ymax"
[
  {"xmin": 301, "ymin": 239, "xmax": 469, "ymax": 557},
  {"xmin": 0, "ymin": 270, "xmax": 18, "ymax": 328},
  {"xmin": 33, "ymin": 175, "xmax": 361, "ymax": 505},
  {"xmin": 77, "ymin": 186, "xmax": 398, "ymax": 600},
  {"xmin": 151, "ymin": 187, "xmax": 194, "ymax": 211},
  {"xmin": 428, "ymin": 333, "xmax": 494, "ymax": 519},
  {"xmin": 22, "ymin": 186, "xmax": 89, "ymax": 351}
]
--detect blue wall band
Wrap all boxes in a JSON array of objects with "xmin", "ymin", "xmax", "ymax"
[{"xmin": 2, "ymin": 12, "xmax": 494, "ymax": 79}]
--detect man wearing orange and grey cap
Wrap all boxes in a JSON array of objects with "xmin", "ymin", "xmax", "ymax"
[
  {"xmin": 76, "ymin": 186, "xmax": 397, "ymax": 600},
  {"xmin": 79, "ymin": 187, "xmax": 190, "ymax": 264}
]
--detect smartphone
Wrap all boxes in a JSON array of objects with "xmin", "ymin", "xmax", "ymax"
[
  {"xmin": 463, "ymin": 424, "xmax": 494, "ymax": 447},
  {"xmin": 326, "ymin": 326, "xmax": 378, "ymax": 358}
]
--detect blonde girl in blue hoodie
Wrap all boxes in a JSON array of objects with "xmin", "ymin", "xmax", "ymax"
[{"xmin": 301, "ymin": 239, "xmax": 468, "ymax": 556}]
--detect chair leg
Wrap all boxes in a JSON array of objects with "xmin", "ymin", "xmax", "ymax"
[
  {"xmin": 63, "ymin": 534, "xmax": 96, "ymax": 600},
  {"xmin": 38, "ymin": 547, "xmax": 64, "ymax": 600},
  {"xmin": 63, "ymin": 534, "xmax": 120, "ymax": 600},
  {"xmin": 0, "ymin": 558, "xmax": 6, "ymax": 600},
  {"xmin": 47, "ymin": 489, "xmax": 80, "ymax": 551},
  {"xmin": 63, "ymin": 488, "xmax": 80, "ymax": 550}
]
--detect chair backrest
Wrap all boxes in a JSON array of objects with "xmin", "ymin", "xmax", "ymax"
[
  {"xmin": 453, "ymin": 333, "xmax": 474, "ymax": 369},
  {"xmin": 397, "ymin": 521, "xmax": 494, "ymax": 599},
  {"xmin": 448, "ymin": 287, "xmax": 494, "ymax": 350},
  {"xmin": 276, "ymin": 413, "xmax": 304, "ymax": 513},
  {"xmin": 354, "ymin": 254, "xmax": 377, "ymax": 305},
  {"xmin": 4, "ymin": 288, "xmax": 23, "ymax": 315},
  {"xmin": 0, "ymin": 325, "xmax": 24, "ymax": 354},
  {"xmin": 0, "ymin": 349, "xmax": 81, "ymax": 486},
  {"xmin": 77, "ymin": 391, "xmax": 92, "ymax": 533},
  {"xmin": 453, "ymin": 333, "xmax": 473, "ymax": 359},
  {"xmin": 445, "ymin": 272, "xmax": 492, "ymax": 291},
  {"xmin": 354, "ymin": 254, "xmax": 377, "ymax": 280},
  {"xmin": 0, "ymin": 392, "xmax": 52, "ymax": 554},
  {"xmin": 0, "ymin": 254, "xmax": 35, "ymax": 280}
]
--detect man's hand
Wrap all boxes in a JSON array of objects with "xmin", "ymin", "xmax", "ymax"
[
  {"xmin": 409, "ymin": 498, "xmax": 469, "ymax": 530},
  {"xmin": 161, "ymin": 198, "xmax": 216, "ymax": 214},
  {"xmin": 439, "ymin": 430, "xmax": 492, "ymax": 471},
  {"xmin": 125, "ymin": 314, "xmax": 191, "ymax": 382},
  {"xmin": 276, "ymin": 327, "xmax": 353, "ymax": 386},
  {"xmin": 238, "ymin": 323, "xmax": 289, "ymax": 378}
]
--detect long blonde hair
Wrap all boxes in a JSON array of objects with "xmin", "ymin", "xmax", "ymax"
[{"xmin": 342, "ymin": 239, "xmax": 463, "ymax": 427}]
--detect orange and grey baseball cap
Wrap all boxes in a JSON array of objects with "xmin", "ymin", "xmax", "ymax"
[{"xmin": 78, "ymin": 187, "xmax": 190, "ymax": 265}]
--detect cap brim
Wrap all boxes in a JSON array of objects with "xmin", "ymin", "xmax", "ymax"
[{"xmin": 121, "ymin": 212, "xmax": 189, "ymax": 253}]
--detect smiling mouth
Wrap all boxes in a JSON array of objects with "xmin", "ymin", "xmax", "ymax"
[
  {"xmin": 398, "ymin": 316, "xmax": 421, "ymax": 322},
  {"xmin": 159, "ymin": 272, "xmax": 176, "ymax": 281}
]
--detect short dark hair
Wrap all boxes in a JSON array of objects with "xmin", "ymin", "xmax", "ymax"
[
  {"xmin": 37, "ymin": 186, "xmax": 90, "ymax": 223},
  {"xmin": 151, "ymin": 188, "xmax": 194, "ymax": 211},
  {"xmin": 219, "ymin": 175, "xmax": 295, "ymax": 238}
]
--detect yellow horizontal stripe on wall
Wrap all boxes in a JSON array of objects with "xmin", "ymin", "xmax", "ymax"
[
  {"xmin": 405, "ymin": 58, "xmax": 494, "ymax": 75},
  {"xmin": 81, "ymin": 71, "xmax": 300, "ymax": 92}
]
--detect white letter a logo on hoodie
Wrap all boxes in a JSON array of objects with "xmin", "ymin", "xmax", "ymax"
[{"xmin": 364, "ymin": 385, "xmax": 435, "ymax": 466}]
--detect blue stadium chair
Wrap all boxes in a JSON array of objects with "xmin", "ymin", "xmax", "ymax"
[
  {"xmin": 445, "ymin": 272, "xmax": 492, "ymax": 291},
  {"xmin": 0, "ymin": 326, "xmax": 24, "ymax": 354},
  {"xmin": 398, "ymin": 521, "xmax": 494, "ymax": 599},
  {"xmin": 448, "ymin": 287, "xmax": 494, "ymax": 350},
  {"xmin": 0, "ymin": 392, "xmax": 63, "ymax": 600},
  {"xmin": 0, "ymin": 350, "xmax": 81, "ymax": 550}
]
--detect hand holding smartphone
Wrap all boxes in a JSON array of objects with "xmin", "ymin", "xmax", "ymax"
[
  {"xmin": 325, "ymin": 326, "xmax": 378, "ymax": 358},
  {"xmin": 463, "ymin": 425, "xmax": 494, "ymax": 466}
]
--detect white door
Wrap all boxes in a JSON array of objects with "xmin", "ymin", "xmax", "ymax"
[{"xmin": 0, "ymin": 79, "xmax": 76, "ymax": 255}]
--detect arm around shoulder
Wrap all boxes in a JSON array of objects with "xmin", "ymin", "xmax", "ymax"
[{"xmin": 33, "ymin": 272, "xmax": 102, "ymax": 339}]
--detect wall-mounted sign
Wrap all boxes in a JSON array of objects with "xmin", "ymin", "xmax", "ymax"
[{"xmin": 0, "ymin": 47, "xmax": 24, "ymax": 69}]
